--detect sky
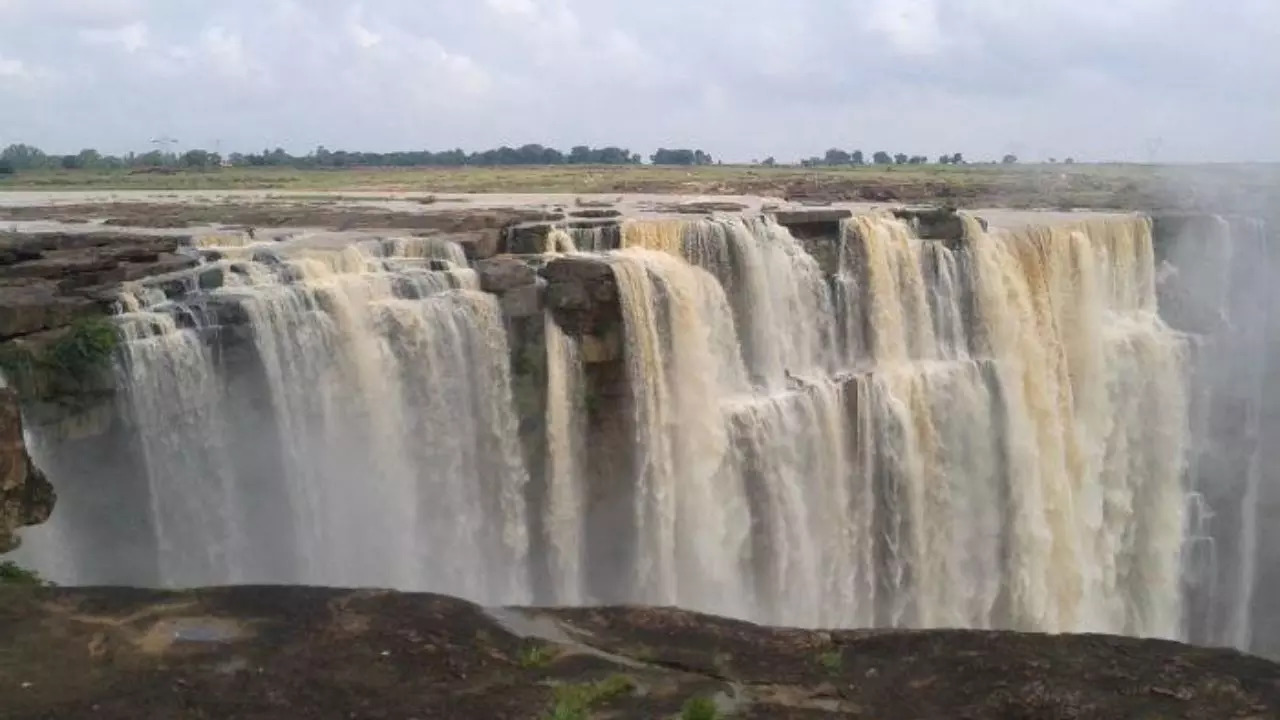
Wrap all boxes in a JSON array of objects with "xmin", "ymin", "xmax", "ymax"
[{"xmin": 0, "ymin": 0, "xmax": 1277, "ymax": 163}]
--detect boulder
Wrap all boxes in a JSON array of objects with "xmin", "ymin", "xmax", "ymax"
[
  {"xmin": 541, "ymin": 256, "xmax": 620, "ymax": 337},
  {"xmin": 540, "ymin": 255, "xmax": 615, "ymax": 284},
  {"xmin": 893, "ymin": 207, "xmax": 970, "ymax": 241},
  {"xmin": 477, "ymin": 257, "xmax": 538, "ymax": 294},
  {"xmin": 504, "ymin": 223, "xmax": 554, "ymax": 255},
  {"xmin": 0, "ymin": 388, "xmax": 54, "ymax": 552}
]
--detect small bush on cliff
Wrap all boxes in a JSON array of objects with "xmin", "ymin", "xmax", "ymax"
[
  {"xmin": 0, "ymin": 560, "xmax": 45, "ymax": 585},
  {"xmin": 0, "ymin": 317, "xmax": 119, "ymax": 406}
]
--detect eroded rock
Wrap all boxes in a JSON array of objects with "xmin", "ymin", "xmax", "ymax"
[
  {"xmin": 0, "ymin": 283, "xmax": 101, "ymax": 340},
  {"xmin": 0, "ymin": 231, "xmax": 198, "ymax": 341},
  {"xmin": 0, "ymin": 388, "xmax": 55, "ymax": 552},
  {"xmin": 477, "ymin": 257, "xmax": 538, "ymax": 294},
  {"xmin": 540, "ymin": 256, "xmax": 620, "ymax": 337}
]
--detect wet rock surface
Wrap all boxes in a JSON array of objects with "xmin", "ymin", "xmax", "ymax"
[
  {"xmin": 477, "ymin": 256, "xmax": 539, "ymax": 294},
  {"xmin": 1, "ymin": 585, "xmax": 1277, "ymax": 719},
  {"xmin": 0, "ymin": 389, "xmax": 54, "ymax": 553},
  {"xmin": 540, "ymin": 256, "xmax": 620, "ymax": 338}
]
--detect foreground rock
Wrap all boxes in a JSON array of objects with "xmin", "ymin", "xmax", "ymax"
[
  {"xmin": 0, "ymin": 389, "xmax": 53, "ymax": 552},
  {"xmin": 0, "ymin": 586, "xmax": 1276, "ymax": 719}
]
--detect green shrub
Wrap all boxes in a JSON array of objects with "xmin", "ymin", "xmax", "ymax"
[
  {"xmin": 519, "ymin": 643, "xmax": 558, "ymax": 669},
  {"xmin": 818, "ymin": 649, "xmax": 843, "ymax": 673},
  {"xmin": 545, "ymin": 674, "xmax": 635, "ymax": 720},
  {"xmin": 0, "ymin": 317, "xmax": 119, "ymax": 406},
  {"xmin": 682, "ymin": 696, "xmax": 719, "ymax": 720}
]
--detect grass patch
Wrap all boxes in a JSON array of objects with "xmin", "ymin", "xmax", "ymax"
[
  {"xmin": 681, "ymin": 696, "xmax": 720, "ymax": 720},
  {"xmin": 519, "ymin": 643, "xmax": 559, "ymax": 669},
  {"xmin": 818, "ymin": 649, "xmax": 843, "ymax": 674},
  {"xmin": 544, "ymin": 674, "xmax": 635, "ymax": 720}
]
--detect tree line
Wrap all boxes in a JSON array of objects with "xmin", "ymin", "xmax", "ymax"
[
  {"xmin": 0, "ymin": 142, "xmax": 1075, "ymax": 173},
  {"xmin": 0, "ymin": 143, "xmax": 723, "ymax": 173},
  {"xmin": 802, "ymin": 149, "xmax": 972, "ymax": 166},
  {"xmin": 799, "ymin": 148, "xmax": 1077, "ymax": 166}
]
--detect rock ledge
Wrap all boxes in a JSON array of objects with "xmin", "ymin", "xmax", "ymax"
[{"xmin": 1, "ymin": 585, "xmax": 1277, "ymax": 719}]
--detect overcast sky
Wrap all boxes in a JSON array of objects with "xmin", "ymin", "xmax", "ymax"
[{"xmin": 1, "ymin": 0, "xmax": 1277, "ymax": 163}]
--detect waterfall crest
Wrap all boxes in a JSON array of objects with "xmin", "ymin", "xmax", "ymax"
[{"xmin": 18, "ymin": 209, "xmax": 1212, "ymax": 644}]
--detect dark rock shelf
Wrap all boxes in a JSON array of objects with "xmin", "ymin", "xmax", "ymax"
[{"xmin": 1, "ymin": 585, "xmax": 1277, "ymax": 719}]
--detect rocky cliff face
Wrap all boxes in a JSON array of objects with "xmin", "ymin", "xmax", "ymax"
[
  {"xmin": 0, "ymin": 388, "xmax": 53, "ymax": 553},
  {"xmin": 0, "ymin": 230, "xmax": 198, "ymax": 341}
]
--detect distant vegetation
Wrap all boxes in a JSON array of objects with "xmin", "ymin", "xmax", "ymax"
[
  {"xmin": 802, "ymin": 149, "xmax": 968, "ymax": 167},
  {"xmin": 0, "ymin": 142, "xmax": 725, "ymax": 172},
  {"xmin": 0, "ymin": 141, "xmax": 1046, "ymax": 174}
]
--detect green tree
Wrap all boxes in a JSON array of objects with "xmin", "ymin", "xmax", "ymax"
[
  {"xmin": 823, "ymin": 148, "xmax": 851, "ymax": 165},
  {"xmin": 872, "ymin": 151, "xmax": 892, "ymax": 165},
  {"xmin": 0, "ymin": 143, "xmax": 50, "ymax": 170},
  {"xmin": 951, "ymin": 152, "xmax": 964, "ymax": 164},
  {"xmin": 181, "ymin": 149, "xmax": 216, "ymax": 168},
  {"xmin": 650, "ymin": 148, "xmax": 713, "ymax": 165},
  {"xmin": 1002, "ymin": 154, "xmax": 1018, "ymax": 164},
  {"xmin": 893, "ymin": 153, "xmax": 908, "ymax": 165},
  {"xmin": 850, "ymin": 150, "xmax": 865, "ymax": 165},
  {"xmin": 938, "ymin": 155, "xmax": 952, "ymax": 165}
]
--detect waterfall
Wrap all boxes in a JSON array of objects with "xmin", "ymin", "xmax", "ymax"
[
  {"xmin": 607, "ymin": 248, "xmax": 752, "ymax": 615},
  {"xmin": 58, "ymin": 237, "xmax": 531, "ymax": 602},
  {"xmin": 543, "ymin": 312, "xmax": 587, "ymax": 604},
  {"xmin": 16, "ymin": 209, "xmax": 1212, "ymax": 644},
  {"xmin": 114, "ymin": 302, "xmax": 244, "ymax": 587}
]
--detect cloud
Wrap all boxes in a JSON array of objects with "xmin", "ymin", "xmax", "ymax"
[
  {"xmin": 79, "ymin": 21, "xmax": 149, "ymax": 53},
  {"xmin": 0, "ymin": 54, "xmax": 29, "ymax": 78},
  {"xmin": 0, "ymin": 0, "xmax": 145, "ymax": 24},
  {"xmin": 0, "ymin": 0, "xmax": 1276, "ymax": 162},
  {"xmin": 866, "ymin": 0, "xmax": 945, "ymax": 56}
]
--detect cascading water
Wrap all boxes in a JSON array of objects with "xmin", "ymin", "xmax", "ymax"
[
  {"xmin": 32, "ymin": 236, "xmax": 532, "ymax": 602},
  {"xmin": 543, "ymin": 311, "xmax": 588, "ymax": 605},
  {"xmin": 16, "ymin": 208, "xmax": 1226, "ymax": 647}
]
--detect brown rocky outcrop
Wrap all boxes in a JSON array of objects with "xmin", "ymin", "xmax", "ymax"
[
  {"xmin": 0, "ymin": 231, "xmax": 198, "ymax": 341},
  {"xmin": 1, "ymin": 585, "xmax": 1277, "ymax": 719},
  {"xmin": 0, "ymin": 388, "xmax": 54, "ymax": 552},
  {"xmin": 540, "ymin": 255, "xmax": 620, "ymax": 339}
]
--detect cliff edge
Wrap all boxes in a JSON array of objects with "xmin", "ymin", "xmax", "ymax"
[
  {"xmin": 0, "ymin": 388, "xmax": 53, "ymax": 553},
  {"xmin": 1, "ymin": 585, "xmax": 1277, "ymax": 719}
]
